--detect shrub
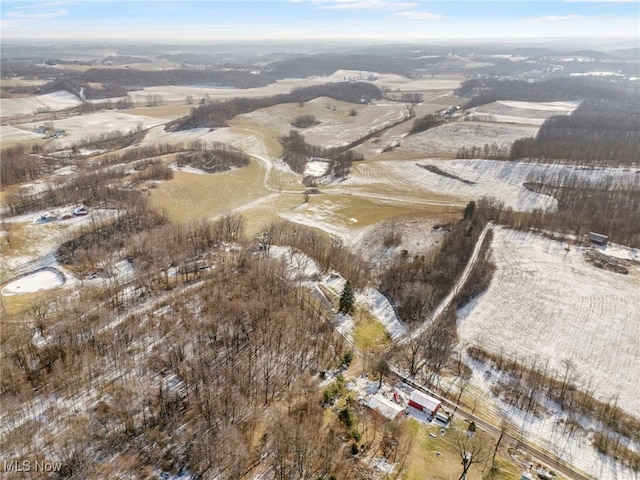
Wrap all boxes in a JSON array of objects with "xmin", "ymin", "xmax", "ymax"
[
  {"xmin": 342, "ymin": 351, "xmax": 354, "ymax": 367},
  {"xmin": 292, "ymin": 114, "xmax": 319, "ymax": 128},
  {"xmin": 339, "ymin": 407, "xmax": 354, "ymax": 427}
]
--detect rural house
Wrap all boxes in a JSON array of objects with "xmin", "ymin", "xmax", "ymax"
[{"xmin": 366, "ymin": 394, "xmax": 405, "ymax": 420}]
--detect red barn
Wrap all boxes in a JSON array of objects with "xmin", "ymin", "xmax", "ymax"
[{"xmin": 408, "ymin": 390, "xmax": 441, "ymax": 417}]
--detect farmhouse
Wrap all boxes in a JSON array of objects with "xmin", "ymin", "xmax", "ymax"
[
  {"xmin": 589, "ymin": 232, "xmax": 608, "ymax": 247},
  {"xmin": 366, "ymin": 394, "xmax": 405, "ymax": 420},
  {"xmin": 408, "ymin": 390, "xmax": 441, "ymax": 417}
]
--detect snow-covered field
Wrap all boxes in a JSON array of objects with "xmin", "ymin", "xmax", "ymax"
[
  {"xmin": 278, "ymin": 200, "xmax": 370, "ymax": 245},
  {"xmin": 302, "ymin": 100, "xmax": 409, "ymax": 148},
  {"xmin": 321, "ymin": 70, "xmax": 462, "ymax": 91},
  {"xmin": 403, "ymin": 121, "xmax": 538, "ymax": 154},
  {"xmin": 357, "ymin": 160, "xmax": 639, "ymax": 213},
  {"xmin": 1, "ymin": 91, "xmax": 83, "ymax": 118},
  {"xmin": 123, "ymin": 77, "xmax": 334, "ymax": 105},
  {"xmin": 0, "ymin": 125, "xmax": 46, "ymax": 145},
  {"xmin": 12, "ymin": 111, "xmax": 170, "ymax": 148},
  {"xmin": 465, "ymin": 356, "xmax": 639, "ymax": 480},
  {"xmin": 369, "ymin": 159, "xmax": 557, "ymax": 211},
  {"xmin": 458, "ymin": 227, "xmax": 640, "ymax": 417},
  {"xmin": 468, "ymin": 100, "xmax": 580, "ymax": 126}
]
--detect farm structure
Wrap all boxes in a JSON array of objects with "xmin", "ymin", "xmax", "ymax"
[
  {"xmin": 407, "ymin": 390, "xmax": 441, "ymax": 417},
  {"xmin": 366, "ymin": 394, "xmax": 405, "ymax": 420},
  {"xmin": 589, "ymin": 232, "xmax": 608, "ymax": 247}
]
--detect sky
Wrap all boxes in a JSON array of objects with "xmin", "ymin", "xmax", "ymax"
[{"xmin": 1, "ymin": 0, "xmax": 638, "ymax": 43}]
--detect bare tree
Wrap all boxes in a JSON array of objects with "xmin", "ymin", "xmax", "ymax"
[
  {"xmin": 490, "ymin": 417, "xmax": 511, "ymax": 475},
  {"xmin": 453, "ymin": 428, "xmax": 489, "ymax": 480}
]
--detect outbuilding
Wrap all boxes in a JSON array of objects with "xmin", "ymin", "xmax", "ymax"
[
  {"xmin": 408, "ymin": 390, "xmax": 441, "ymax": 417},
  {"xmin": 589, "ymin": 232, "xmax": 608, "ymax": 247}
]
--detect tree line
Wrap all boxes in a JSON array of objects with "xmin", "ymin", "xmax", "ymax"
[
  {"xmin": 510, "ymin": 97, "xmax": 639, "ymax": 166},
  {"xmin": 380, "ymin": 201, "xmax": 490, "ymax": 326},
  {"xmin": 467, "ymin": 345, "xmax": 640, "ymax": 470},
  {"xmin": 455, "ymin": 76, "xmax": 632, "ymax": 109},
  {"xmin": 409, "ymin": 114, "xmax": 444, "ymax": 135},
  {"xmin": 35, "ymin": 68, "xmax": 272, "ymax": 100},
  {"xmin": 279, "ymin": 130, "xmax": 362, "ymax": 181},
  {"xmin": 176, "ymin": 141, "xmax": 251, "ymax": 173},
  {"xmin": 479, "ymin": 170, "xmax": 640, "ymax": 247},
  {"xmin": 263, "ymin": 53, "xmax": 416, "ymax": 79}
]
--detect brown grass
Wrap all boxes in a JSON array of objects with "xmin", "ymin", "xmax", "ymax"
[
  {"xmin": 149, "ymin": 159, "xmax": 270, "ymax": 222},
  {"xmin": 353, "ymin": 309, "xmax": 390, "ymax": 352}
]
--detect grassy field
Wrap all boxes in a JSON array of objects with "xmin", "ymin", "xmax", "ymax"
[
  {"xmin": 0, "ymin": 289, "xmax": 61, "ymax": 318},
  {"xmin": 149, "ymin": 159, "xmax": 271, "ymax": 222},
  {"xmin": 353, "ymin": 310, "xmax": 391, "ymax": 352},
  {"xmin": 400, "ymin": 418, "xmax": 523, "ymax": 480}
]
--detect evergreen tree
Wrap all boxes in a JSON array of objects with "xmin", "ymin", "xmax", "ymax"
[
  {"xmin": 338, "ymin": 280, "xmax": 355, "ymax": 314},
  {"xmin": 463, "ymin": 200, "xmax": 476, "ymax": 221}
]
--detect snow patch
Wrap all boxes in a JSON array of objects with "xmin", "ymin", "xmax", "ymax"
[{"xmin": 1, "ymin": 268, "xmax": 65, "ymax": 296}]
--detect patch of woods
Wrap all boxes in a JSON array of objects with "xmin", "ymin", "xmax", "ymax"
[
  {"xmin": 455, "ymin": 76, "xmax": 631, "ymax": 109},
  {"xmin": 167, "ymin": 82, "xmax": 382, "ymax": 131},
  {"xmin": 409, "ymin": 114, "xmax": 444, "ymax": 134},
  {"xmin": 3, "ymin": 166, "xmax": 137, "ymax": 216},
  {"xmin": 456, "ymin": 80, "xmax": 639, "ymax": 167},
  {"xmin": 2, "ymin": 207, "xmax": 397, "ymax": 479},
  {"xmin": 253, "ymin": 220, "xmax": 371, "ymax": 289},
  {"xmin": 176, "ymin": 141, "xmax": 250, "ymax": 173},
  {"xmin": 1, "ymin": 128, "xmax": 147, "ymax": 188},
  {"xmin": 380, "ymin": 201, "xmax": 490, "ymax": 326},
  {"xmin": 385, "ymin": 204, "xmax": 495, "ymax": 389},
  {"xmin": 510, "ymin": 97, "xmax": 640, "ymax": 166},
  {"xmin": 0, "ymin": 144, "xmax": 47, "ymax": 187},
  {"xmin": 291, "ymin": 114, "xmax": 320, "ymax": 128},
  {"xmin": 263, "ymin": 53, "xmax": 417, "ymax": 79},
  {"xmin": 56, "ymin": 202, "xmax": 167, "ymax": 275},
  {"xmin": 518, "ymin": 170, "xmax": 640, "ymax": 247},
  {"xmin": 279, "ymin": 130, "xmax": 362, "ymax": 182},
  {"xmin": 35, "ymin": 68, "xmax": 271, "ymax": 100},
  {"xmin": 467, "ymin": 346, "xmax": 640, "ymax": 470}
]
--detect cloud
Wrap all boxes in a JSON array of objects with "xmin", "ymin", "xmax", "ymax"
[
  {"xmin": 526, "ymin": 14, "xmax": 582, "ymax": 23},
  {"xmin": 7, "ymin": 9, "xmax": 68, "ymax": 20},
  {"xmin": 392, "ymin": 10, "xmax": 447, "ymax": 20},
  {"xmin": 305, "ymin": 0, "xmax": 420, "ymax": 10}
]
